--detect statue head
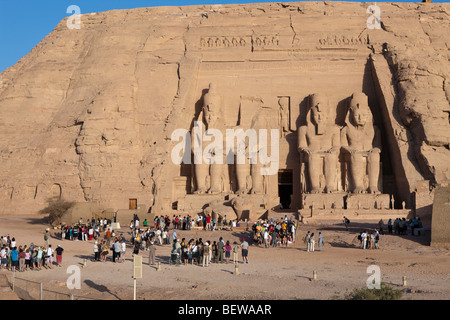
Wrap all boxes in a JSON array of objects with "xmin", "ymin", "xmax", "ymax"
[
  {"xmin": 308, "ymin": 93, "xmax": 330, "ymax": 134},
  {"xmin": 203, "ymin": 82, "xmax": 221, "ymax": 128},
  {"xmin": 349, "ymin": 92, "xmax": 372, "ymax": 127}
]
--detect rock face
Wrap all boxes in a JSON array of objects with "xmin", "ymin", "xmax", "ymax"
[
  {"xmin": 431, "ymin": 184, "xmax": 450, "ymax": 247},
  {"xmin": 376, "ymin": 12, "xmax": 450, "ymax": 186},
  {"xmin": 0, "ymin": 2, "xmax": 448, "ymax": 217},
  {"xmin": 231, "ymin": 196, "xmax": 268, "ymax": 222}
]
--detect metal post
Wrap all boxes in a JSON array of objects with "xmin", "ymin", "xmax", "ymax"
[
  {"xmin": 313, "ymin": 270, "xmax": 317, "ymax": 281},
  {"xmin": 235, "ymin": 263, "xmax": 240, "ymax": 275},
  {"xmin": 40, "ymin": 282, "xmax": 43, "ymax": 300},
  {"xmin": 402, "ymin": 276, "xmax": 407, "ymax": 287},
  {"xmin": 133, "ymin": 254, "xmax": 142, "ymax": 300},
  {"xmin": 70, "ymin": 294, "xmax": 74, "ymax": 300},
  {"xmin": 133, "ymin": 277, "xmax": 137, "ymax": 300},
  {"xmin": 12, "ymin": 267, "xmax": 15, "ymax": 292},
  {"xmin": 157, "ymin": 262, "xmax": 161, "ymax": 271}
]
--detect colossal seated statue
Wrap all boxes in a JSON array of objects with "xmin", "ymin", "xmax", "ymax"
[
  {"xmin": 192, "ymin": 82, "xmax": 225, "ymax": 194},
  {"xmin": 341, "ymin": 92, "xmax": 382, "ymax": 194},
  {"xmin": 297, "ymin": 94, "xmax": 340, "ymax": 193}
]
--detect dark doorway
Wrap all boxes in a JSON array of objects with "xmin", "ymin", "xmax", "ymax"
[{"xmin": 278, "ymin": 170, "xmax": 293, "ymax": 210}]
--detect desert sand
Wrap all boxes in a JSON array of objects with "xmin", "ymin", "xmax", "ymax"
[{"xmin": 0, "ymin": 214, "xmax": 449, "ymax": 300}]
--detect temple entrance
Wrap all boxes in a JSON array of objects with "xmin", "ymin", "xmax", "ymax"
[
  {"xmin": 278, "ymin": 170, "xmax": 293, "ymax": 210},
  {"xmin": 129, "ymin": 198, "xmax": 137, "ymax": 210}
]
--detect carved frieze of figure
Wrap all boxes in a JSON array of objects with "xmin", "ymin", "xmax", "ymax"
[
  {"xmin": 278, "ymin": 97, "xmax": 290, "ymax": 138},
  {"xmin": 297, "ymin": 93, "xmax": 340, "ymax": 193},
  {"xmin": 341, "ymin": 92, "xmax": 382, "ymax": 194}
]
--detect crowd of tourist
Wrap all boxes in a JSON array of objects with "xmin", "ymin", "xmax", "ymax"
[
  {"xmin": 358, "ymin": 230, "xmax": 381, "ymax": 249},
  {"xmin": 303, "ymin": 231, "xmax": 324, "ymax": 252},
  {"xmin": 0, "ymin": 234, "xmax": 64, "ymax": 272},
  {"xmin": 102, "ymin": 217, "xmax": 251, "ymax": 266},
  {"xmin": 386, "ymin": 217, "xmax": 424, "ymax": 236},
  {"xmin": 148, "ymin": 214, "xmax": 238, "ymax": 232},
  {"xmin": 0, "ymin": 210, "xmax": 325, "ymax": 274},
  {"xmin": 0, "ymin": 217, "xmax": 113, "ymax": 272},
  {"xmin": 167, "ymin": 236, "xmax": 250, "ymax": 266},
  {"xmin": 60, "ymin": 217, "xmax": 113, "ymax": 241},
  {"xmin": 83, "ymin": 213, "xmax": 429, "ymax": 262},
  {"xmin": 93, "ymin": 236, "xmax": 127, "ymax": 263},
  {"xmin": 251, "ymin": 217, "xmax": 297, "ymax": 248},
  {"xmin": 1, "ymin": 209, "xmax": 427, "ymax": 272}
]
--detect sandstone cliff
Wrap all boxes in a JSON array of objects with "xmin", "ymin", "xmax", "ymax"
[{"xmin": 0, "ymin": 1, "xmax": 448, "ymax": 215}]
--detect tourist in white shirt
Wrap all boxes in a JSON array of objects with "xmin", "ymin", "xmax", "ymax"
[
  {"xmin": 191, "ymin": 243, "xmax": 198, "ymax": 264},
  {"xmin": 156, "ymin": 229, "xmax": 162, "ymax": 245},
  {"xmin": 361, "ymin": 231, "xmax": 368, "ymax": 249},
  {"xmin": 291, "ymin": 223, "xmax": 296, "ymax": 242},
  {"xmin": 172, "ymin": 230, "xmax": 177, "ymax": 243},
  {"xmin": 46, "ymin": 245, "xmax": 54, "ymax": 268},
  {"xmin": 309, "ymin": 233, "xmax": 315, "ymax": 252},
  {"xmin": 0, "ymin": 247, "xmax": 7, "ymax": 270},
  {"xmin": 162, "ymin": 229, "xmax": 167, "ymax": 245},
  {"xmin": 120, "ymin": 240, "xmax": 126, "ymax": 262},
  {"xmin": 263, "ymin": 231, "xmax": 270, "ymax": 248}
]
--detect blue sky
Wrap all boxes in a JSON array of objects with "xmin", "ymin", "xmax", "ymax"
[{"xmin": 0, "ymin": 0, "xmax": 448, "ymax": 73}]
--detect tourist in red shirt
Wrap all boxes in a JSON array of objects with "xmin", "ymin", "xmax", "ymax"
[{"xmin": 206, "ymin": 215, "xmax": 212, "ymax": 231}]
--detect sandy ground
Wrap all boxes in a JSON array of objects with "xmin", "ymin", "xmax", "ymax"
[{"xmin": 0, "ymin": 214, "xmax": 449, "ymax": 300}]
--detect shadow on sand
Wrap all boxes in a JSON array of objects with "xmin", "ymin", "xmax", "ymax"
[
  {"xmin": 84, "ymin": 280, "xmax": 121, "ymax": 300},
  {"xmin": 24, "ymin": 216, "xmax": 49, "ymax": 226},
  {"xmin": 312, "ymin": 221, "xmax": 431, "ymax": 246}
]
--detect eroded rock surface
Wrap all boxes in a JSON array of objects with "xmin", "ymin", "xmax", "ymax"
[{"xmin": 0, "ymin": 2, "xmax": 448, "ymax": 215}]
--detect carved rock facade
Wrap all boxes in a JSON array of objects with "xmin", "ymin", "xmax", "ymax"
[{"xmin": 0, "ymin": 2, "xmax": 448, "ymax": 222}]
